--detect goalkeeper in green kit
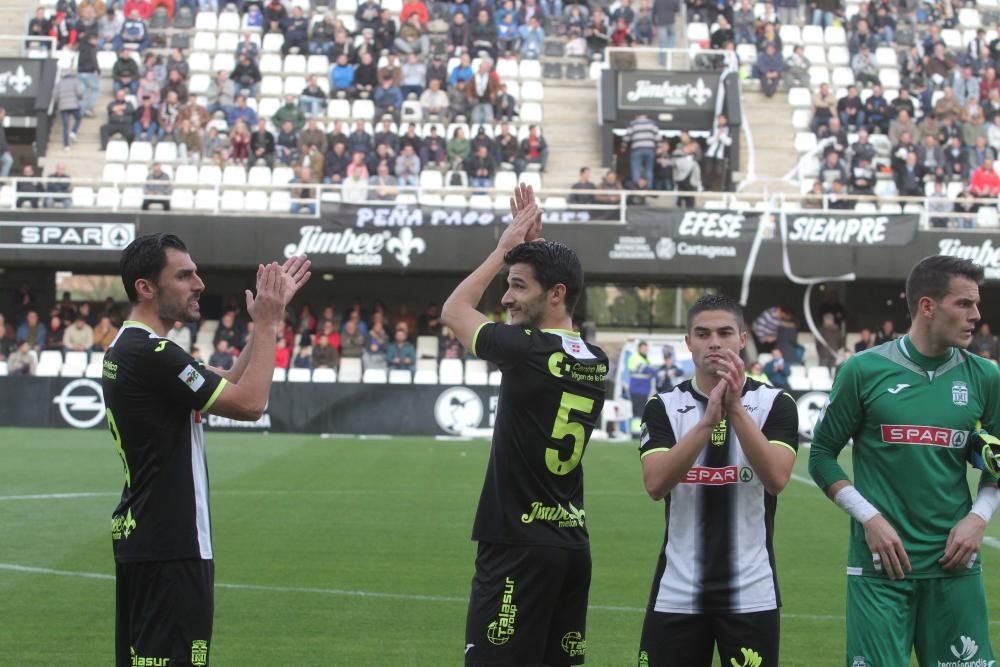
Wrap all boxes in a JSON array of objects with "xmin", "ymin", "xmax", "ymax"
[{"xmin": 809, "ymin": 256, "xmax": 1000, "ymax": 667}]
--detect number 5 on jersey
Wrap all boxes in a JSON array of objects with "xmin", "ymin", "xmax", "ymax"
[{"xmin": 548, "ymin": 392, "xmax": 596, "ymax": 475}]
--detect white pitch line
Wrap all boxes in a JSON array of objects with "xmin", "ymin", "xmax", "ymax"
[
  {"xmin": 2, "ymin": 562, "xmax": 998, "ymax": 626},
  {"xmin": 0, "ymin": 492, "xmax": 117, "ymax": 501}
]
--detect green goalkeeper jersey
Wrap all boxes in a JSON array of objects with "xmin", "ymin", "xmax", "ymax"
[{"xmin": 809, "ymin": 335, "xmax": 1000, "ymax": 578}]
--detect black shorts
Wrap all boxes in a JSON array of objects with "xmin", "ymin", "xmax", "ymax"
[
  {"xmin": 115, "ymin": 558, "xmax": 214, "ymax": 667},
  {"xmin": 465, "ymin": 541, "xmax": 591, "ymax": 666},
  {"xmin": 637, "ymin": 608, "xmax": 780, "ymax": 667}
]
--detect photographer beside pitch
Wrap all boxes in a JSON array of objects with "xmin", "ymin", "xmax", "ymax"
[
  {"xmin": 809, "ymin": 256, "xmax": 1000, "ymax": 666},
  {"xmin": 443, "ymin": 184, "xmax": 608, "ymax": 667},
  {"xmin": 104, "ymin": 234, "xmax": 310, "ymax": 667}
]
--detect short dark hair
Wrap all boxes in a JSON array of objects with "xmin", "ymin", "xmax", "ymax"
[
  {"xmin": 905, "ymin": 255, "xmax": 984, "ymax": 318},
  {"xmin": 504, "ymin": 241, "xmax": 584, "ymax": 315},
  {"xmin": 686, "ymin": 294, "xmax": 745, "ymax": 331},
  {"xmin": 120, "ymin": 233, "xmax": 188, "ymax": 304}
]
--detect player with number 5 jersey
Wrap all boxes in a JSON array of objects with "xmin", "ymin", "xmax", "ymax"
[{"xmin": 443, "ymin": 183, "xmax": 607, "ymax": 667}]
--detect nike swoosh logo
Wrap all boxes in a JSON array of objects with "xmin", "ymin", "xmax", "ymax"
[
  {"xmin": 465, "ymin": 644, "xmax": 474, "ymax": 655},
  {"xmin": 678, "ymin": 405, "xmax": 696, "ymax": 413},
  {"xmin": 887, "ymin": 384, "xmax": 911, "ymax": 394}
]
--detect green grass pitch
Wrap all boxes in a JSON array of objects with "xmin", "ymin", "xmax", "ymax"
[{"xmin": 1, "ymin": 428, "xmax": 998, "ymax": 666}]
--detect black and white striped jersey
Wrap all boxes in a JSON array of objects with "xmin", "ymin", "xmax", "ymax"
[{"xmin": 638, "ymin": 378, "xmax": 798, "ymax": 614}]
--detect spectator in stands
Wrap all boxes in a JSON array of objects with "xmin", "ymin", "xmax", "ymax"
[
  {"xmin": 653, "ymin": 0, "xmax": 679, "ymax": 55},
  {"xmin": 894, "ymin": 151, "xmax": 925, "ymax": 196},
  {"xmin": 982, "ymin": 68, "xmax": 1000, "ymax": 105},
  {"xmin": 41, "ymin": 313, "xmax": 70, "ymax": 354},
  {"xmin": 157, "ymin": 90, "xmax": 180, "ymax": 140},
  {"xmin": 850, "ymin": 129, "xmax": 876, "ymax": 167},
  {"xmin": 308, "ymin": 331, "xmax": 336, "ymax": 369},
  {"xmin": 889, "ymin": 109, "xmax": 919, "ymax": 147},
  {"xmin": 114, "ymin": 8, "xmax": 148, "ymax": 52},
  {"xmin": 818, "ymin": 149, "xmax": 846, "ymax": 188},
  {"xmin": 225, "ymin": 119, "xmax": 249, "ymax": 164},
  {"xmin": 703, "ymin": 114, "xmax": 732, "ymax": 191},
  {"xmin": 746, "ymin": 360, "xmax": 768, "ymax": 384},
  {"xmin": 419, "ymin": 77, "xmax": 449, "ymax": 119},
  {"xmin": 275, "ymin": 121, "xmax": 300, "ymax": 166},
  {"xmin": 927, "ymin": 179, "xmax": 953, "ymax": 227},
  {"xmin": 709, "ymin": 14, "xmax": 733, "ymax": 50},
  {"xmin": 968, "ymin": 135, "xmax": 996, "ymax": 173},
  {"xmin": 298, "ymin": 118, "xmax": 327, "ymax": 156},
  {"xmin": 92, "ymin": 316, "xmax": 118, "ymax": 352},
  {"xmin": 763, "ymin": 348, "xmax": 789, "ymax": 388},
  {"xmin": 395, "ymin": 144, "xmax": 421, "ymax": 187},
  {"xmin": 446, "ymin": 126, "xmax": 470, "ymax": 169},
  {"xmin": 356, "ymin": 0, "xmax": 381, "ymax": 32},
  {"xmin": 209, "ymin": 339, "xmax": 235, "ymax": 370},
  {"xmin": 942, "ymin": 136, "xmax": 967, "ymax": 181},
  {"xmin": 498, "ymin": 12, "xmax": 522, "ymax": 52},
  {"xmin": 935, "ymin": 85, "xmax": 963, "ymax": 124},
  {"xmin": 133, "ymin": 95, "xmax": 159, "ymax": 141},
  {"xmin": 519, "ymin": 125, "xmax": 547, "ymax": 172},
  {"xmin": 162, "ymin": 69, "xmax": 188, "ymax": 105},
  {"xmin": 231, "ymin": 54, "xmax": 261, "ymax": 98},
  {"xmin": 347, "ymin": 119, "xmax": 373, "ymax": 156},
  {"xmin": 970, "ymin": 156, "xmax": 1000, "ymax": 200},
  {"xmin": 518, "ymin": 15, "xmax": 544, "ymax": 59},
  {"xmin": 225, "ymin": 95, "xmax": 256, "ymax": 129},
  {"xmin": 837, "ymin": 85, "xmax": 865, "ymax": 131},
  {"xmin": 323, "ymin": 141, "xmax": 349, "ymax": 184},
  {"xmin": 852, "ymin": 327, "xmax": 874, "ymax": 353},
  {"xmin": 755, "ymin": 42, "xmax": 783, "ymax": 98},
  {"xmin": 16, "ymin": 311, "xmax": 45, "ymax": 351},
  {"xmin": 386, "ymin": 327, "xmax": 416, "ymax": 372},
  {"xmin": 341, "ymin": 319, "xmax": 366, "ymax": 358},
  {"xmin": 810, "ymin": 83, "xmax": 837, "ymax": 136},
  {"xmin": 45, "ymin": 163, "xmax": 72, "ymax": 208},
  {"xmin": 263, "ymin": 0, "xmax": 287, "ymax": 33},
  {"xmin": 372, "ymin": 9, "xmax": 396, "ymax": 53},
  {"xmin": 374, "ymin": 74, "xmax": 404, "ymax": 120},
  {"xmin": 291, "ymin": 344, "xmax": 312, "ymax": 369},
  {"xmin": 0, "ymin": 313, "xmax": 13, "ymax": 360},
  {"xmin": 15, "ymin": 165, "xmax": 44, "ymax": 209},
  {"xmin": 235, "ymin": 32, "xmax": 259, "ymax": 62},
  {"xmin": 487, "ymin": 82, "xmax": 514, "ymax": 122},
  {"xmin": 27, "ymin": 7, "xmax": 51, "ymax": 49},
  {"xmin": 465, "ymin": 144, "xmax": 495, "ymax": 191},
  {"xmin": 417, "ymin": 303, "xmax": 442, "ymax": 337},
  {"xmin": 138, "ymin": 68, "xmax": 162, "ymax": 106},
  {"xmin": 74, "ymin": 32, "xmax": 101, "ymax": 119},
  {"xmin": 953, "ymin": 65, "xmax": 981, "ymax": 107},
  {"xmin": 810, "ymin": 0, "xmax": 840, "ymax": 28},
  {"xmin": 400, "ymin": 53, "xmax": 427, "ymax": 100},
  {"xmin": 494, "ymin": 123, "xmax": 519, "ymax": 166},
  {"xmin": 243, "ymin": 118, "xmax": 273, "ymax": 168},
  {"xmin": 863, "ymin": 84, "xmax": 889, "ymax": 134},
  {"xmin": 585, "ymin": 8, "xmax": 611, "ymax": 59},
  {"xmin": 346, "ymin": 150, "xmax": 369, "ymax": 182},
  {"xmin": 112, "ymin": 48, "xmax": 140, "ymax": 95},
  {"xmin": 54, "ymin": 68, "xmax": 83, "ymax": 153},
  {"xmin": 296, "ymin": 76, "xmax": 326, "ymax": 117},
  {"xmin": 367, "ymin": 142, "xmax": 395, "ymax": 174},
  {"xmin": 470, "ymin": 125, "xmax": 492, "ymax": 157},
  {"xmin": 204, "ymin": 71, "xmax": 235, "ymax": 118},
  {"xmin": 98, "ymin": 7, "xmax": 122, "ymax": 50},
  {"xmin": 329, "ymin": 53, "xmax": 356, "ymax": 99},
  {"xmin": 970, "ymin": 322, "xmax": 999, "ymax": 360},
  {"xmin": 751, "ymin": 305, "xmax": 783, "ymax": 352},
  {"xmin": 732, "ymin": 0, "xmax": 754, "ymax": 44},
  {"xmin": 165, "ymin": 320, "xmax": 191, "ymax": 352},
  {"xmin": 7, "ymin": 341, "xmax": 36, "ymax": 376},
  {"xmin": 285, "ymin": 165, "xmax": 315, "ymax": 214},
  {"xmin": 622, "ymin": 113, "xmax": 658, "ymax": 189},
  {"xmin": 141, "ymin": 162, "xmax": 172, "ymax": 210},
  {"xmin": 420, "ymin": 131, "xmax": 447, "ymax": 169},
  {"xmin": 926, "ymin": 43, "xmax": 954, "ymax": 89},
  {"xmin": 672, "ymin": 142, "xmax": 700, "ymax": 208},
  {"xmin": 280, "ymin": 5, "xmax": 309, "ymax": 56},
  {"xmin": 369, "ymin": 161, "xmax": 398, "ymax": 200},
  {"xmin": 779, "ymin": 44, "xmax": 810, "ymax": 90},
  {"xmin": 469, "ymin": 9, "xmax": 498, "ymax": 58},
  {"xmin": 446, "ymin": 11, "xmax": 470, "ymax": 56},
  {"xmin": 396, "ymin": 13, "xmax": 430, "ymax": 56},
  {"xmin": 874, "ymin": 319, "xmax": 897, "ymax": 344},
  {"xmin": 594, "ymin": 168, "xmax": 624, "ymax": 210},
  {"xmin": 272, "ymin": 95, "xmax": 306, "ymax": 132},
  {"xmin": 63, "ymin": 314, "xmax": 94, "ymax": 352}
]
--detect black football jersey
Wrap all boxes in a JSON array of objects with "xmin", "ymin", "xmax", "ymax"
[
  {"xmin": 471, "ymin": 323, "xmax": 608, "ymax": 548},
  {"xmin": 102, "ymin": 321, "xmax": 227, "ymax": 563}
]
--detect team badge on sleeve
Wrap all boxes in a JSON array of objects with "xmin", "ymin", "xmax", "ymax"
[{"xmin": 179, "ymin": 365, "xmax": 205, "ymax": 392}]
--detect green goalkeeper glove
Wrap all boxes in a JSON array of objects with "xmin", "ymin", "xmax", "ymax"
[{"xmin": 969, "ymin": 431, "xmax": 1000, "ymax": 480}]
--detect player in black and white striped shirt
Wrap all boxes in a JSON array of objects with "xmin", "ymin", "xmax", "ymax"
[{"xmin": 636, "ymin": 295, "xmax": 798, "ymax": 667}]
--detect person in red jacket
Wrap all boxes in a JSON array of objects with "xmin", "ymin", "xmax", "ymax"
[
  {"xmin": 400, "ymin": 0, "xmax": 429, "ymax": 25},
  {"xmin": 969, "ymin": 156, "xmax": 1000, "ymax": 200},
  {"xmin": 123, "ymin": 0, "xmax": 153, "ymax": 20},
  {"xmin": 49, "ymin": 12, "xmax": 77, "ymax": 48}
]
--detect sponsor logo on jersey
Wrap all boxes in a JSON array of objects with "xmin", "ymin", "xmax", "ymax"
[
  {"xmin": 179, "ymin": 364, "xmax": 205, "ymax": 392},
  {"xmin": 154, "ymin": 340, "xmax": 168, "ymax": 352},
  {"xmin": 103, "ymin": 359, "xmax": 118, "ymax": 380},
  {"xmin": 111, "ymin": 508, "xmax": 137, "ymax": 541},
  {"xmin": 639, "ymin": 422, "xmax": 650, "ymax": 447},
  {"xmin": 887, "ymin": 383, "xmax": 911, "ymax": 394},
  {"xmin": 953, "ymin": 381, "xmax": 969, "ymax": 407},
  {"xmin": 730, "ymin": 647, "xmax": 763, "ymax": 667},
  {"xmin": 852, "ymin": 657, "xmax": 868, "ymax": 667},
  {"xmin": 711, "ymin": 419, "xmax": 727, "ymax": 446},
  {"xmin": 561, "ymin": 631, "xmax": 586, "ymax": 657},
  {"xmin": 638, "ymin": 651, "xmax": 650, "ymax": 667},
  {"xmin": 548, "ymin": 351, "xmax": 607, "ymax": 382},
  {"xmin": 521, "ymin": 501, "xmax": 585, "ymax": 528},
  {"xmin": 486, "ymin": 578, "xmax": 517, "ymax": 646},
  {"xmin": 881, "ymin": 425, "xmax": 968, "ymax": 449},
  {"xmin": 130, "ymin": 647, "xmax": 168, "ymax": 666},
  {"xmin": 939, "ymin": 635, "xmax": 996, "ymax": 667},
  {"xmin": 683, "ymin": 466, "xmax": 738, "ymax": 485},
  {"xmin": 677, "ymin": 405, "xmax": 696, "ymax": 413},
  {"xmin": 739, "ymin": 466, "xmax": 754, "ymax": 482},
  {"xmin": 191, "ymin": 640, "xmax": 208, "ymax": 666}
]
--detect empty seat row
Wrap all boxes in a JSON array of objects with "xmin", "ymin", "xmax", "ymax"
[{"xmin": 277, "ymin": 358, "xmax": 499, "ymax": 385}]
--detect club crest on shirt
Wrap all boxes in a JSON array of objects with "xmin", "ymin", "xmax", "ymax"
[
  {"xmin": 952, "ymin": 381, "xmax": 969, "ymax": 407},
  {"xmin": 179, "ymin": 364, "xmax": 205, "ymax": 392}
]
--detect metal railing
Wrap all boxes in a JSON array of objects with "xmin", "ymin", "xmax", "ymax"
[{"xmin": 2, "ymin": 176, "xmax": 998, "ymax": 229}]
